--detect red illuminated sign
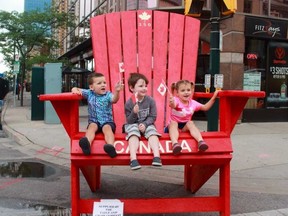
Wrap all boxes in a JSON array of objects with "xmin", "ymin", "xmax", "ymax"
[
  {"xmin": 247, "ymin": 53, "xmax": 258, "ymax": 60},
  {"xmin": 275, "ymin": 47, "xmax": 285, "ymax": 60}
]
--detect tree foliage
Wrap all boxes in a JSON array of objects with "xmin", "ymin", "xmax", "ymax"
[{"xmin": 0, "ymin": 6, "xmax": 74, "ymax": 105}]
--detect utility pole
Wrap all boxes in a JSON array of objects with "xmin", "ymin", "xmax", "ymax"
[{"xmin": 207, "ymin": 0, "xmax": 220, "ymax": 131}]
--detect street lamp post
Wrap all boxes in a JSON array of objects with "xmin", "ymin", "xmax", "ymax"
[{"xmin": 207, "ymin": 0, "xmax": 220, "ymax": 131}]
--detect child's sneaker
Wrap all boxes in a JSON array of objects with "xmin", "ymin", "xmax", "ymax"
[
  {"xmin": 172, "ymin": 143, "xmax": 182, "ymax": 155},
  {"xmin": 152, "ymin": 157, "xmax": 162, "ymax": 167},
  {"xmin": 104, "ymin": 144, "xmax": 117, "ymax": 158},
  {"xmin": 130, "ymin": 160, "xmax": 141, "ymax": 170},
  {"xmin": 79, "ymin": 137, "xmax": 91, "ymax": 155},
  {"xmin": 198, "ymin": 140, "xmax": 208, "ymax": 151}
]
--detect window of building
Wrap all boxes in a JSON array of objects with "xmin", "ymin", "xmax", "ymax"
[
  {"xmin": 244, "ymin": 0, "xmax": 288, "ymax": 18},
  {"xmin": 244, "ymin": 38, "xmax": 267, "ymax": 109},
  {"xmin": 244, "ymin": 0, "xmax": 252, "ymax": 13},
  {"xmin": 126, "ymin": 0, "xmax": 184, "ymax": 10},
  {"xmin": 263, "ymin": 0, "xmax": 288, "ymax": 18}
]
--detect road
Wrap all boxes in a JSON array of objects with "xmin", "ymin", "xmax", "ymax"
[
  {"xmin": 1, "ymin": 128, "xmax": 288, "ymax": 216},
  {"xmin": 0, "ymin": 129, "xmax": 72, "ymax": 215}
]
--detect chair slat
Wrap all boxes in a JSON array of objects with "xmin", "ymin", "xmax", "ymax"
[
  {"xmin": 105, "ymin": 12, "xmax": 125, "ymax": 133},
  {"xmin": 137, "ymin": 10, "xmax": 153, "ymax": 96},
  {"xmin": 106, "ymin": 12, "xmax": 122, "ymax": 76},
  {"xmin": 90, "ymin": 15, "xmax": 109, "ymax": 76},
  {"xmin": 121, "ymin": 11, "xmax": 138, "ymax": 98},
  {"xmin": 182, "ymin": 16, "xmax": 200, "ymax": 82},
  {"xmin": 167, "ymin": 13, "xmax": 185, "ymax": 86},
  {"xmin": 152, "ymin": 11, "xmax": 169, "ymax": 130},
  {"xmin": 165, "ymin": 13, "xmax": 185, "ymax": 124}
]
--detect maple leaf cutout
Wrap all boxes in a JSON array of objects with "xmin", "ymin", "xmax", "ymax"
[{"xmin": 139, "ymin": 12, "xmax": 151, "ymax": 21}]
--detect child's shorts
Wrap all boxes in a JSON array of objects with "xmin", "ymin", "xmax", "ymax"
[
  {"xmin": 124, "ymin": 123, "xmax": 161, "ymax": 140},
  {"xmin": 164, "ymin": 122, "xmax": 187, "ymax": 133},
  {"xmin": 88, "ymin": 121, "xmax": 116, "ymax": 133}
]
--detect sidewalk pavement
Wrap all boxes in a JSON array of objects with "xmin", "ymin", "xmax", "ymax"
[{"xmin": 1, "ymin": 91, "xmax": 288, "ymax": 215}]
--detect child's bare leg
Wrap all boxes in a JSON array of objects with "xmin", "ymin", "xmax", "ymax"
[
  {"xmin": 185, "ymin": 121, "xmax": 203, "ymax": 142},
  {"xmin": 79, "ymin": 123, "xmax": 98, "ymax": 155},
  {"xmin": 168, "ymin": 121, "xmax": 182, "ymax": 155},
  {"xmin": 148, "ymin": 135, "xmax": 162, "ymax": 166},
  {"xmin": 102, "ymin": 124, "xmax": 117, "ymax": 158},
  {"xmin": 128, "ymin": 135, "xmax": 139, "ymax": 161},
  {"xmin": 185, "ymin": 121, "xmax": 208, "ymax": 151},
  {"xmin": 148, "ymin": 135, "xmax": 160, "ymax": 158},
  {"xmin": 168, "ymin": 121, "xmax": 179, "ymax": 144},
  {"xmin": 102, "ymin": 124, "xmax": 115, "ymax": 144},
  {"xmin": 86, "ymin": 123, "xmax": 98, "ymax": 143},
  {"xmin": 128, "ymin": 135, "xmax": 141, "ymax": 170}
]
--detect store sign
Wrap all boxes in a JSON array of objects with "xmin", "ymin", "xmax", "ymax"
[
  {"xmin": 245, "ymin": 16, "xmax": 287, "ymax": 39},
  {"xmin": 268, "ymin": 42, "xmax": 288, "ymax": 80},
  {"xmin": 246, "ymin": 53, "xmax": 258, "ymax": 60},
  {"xmin": 13, "ymin": 61, "xmax": 20, "ymax": 74},
  {"xmin": 266, "ymin": 42, "xmax": 288, "ymax": 108}
]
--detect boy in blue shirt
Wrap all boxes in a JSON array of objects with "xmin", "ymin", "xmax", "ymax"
[{"xmin": 72, "ymin": 72, "xmax": 123, "ymax": 157}]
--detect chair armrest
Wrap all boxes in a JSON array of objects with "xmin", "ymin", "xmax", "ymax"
[
  {"xmin": 194, "ymin": 90, "xmax": 266, "ymax": 135},
  {"xmin": 39, "ymin": 93, "xmax": 83, "ymax": 139}
]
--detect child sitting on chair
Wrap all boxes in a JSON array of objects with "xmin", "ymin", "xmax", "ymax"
[
  {"xmin": 124, "ymin": 73, "xmax": 162, "ymax": 170},
  {"xmin": 71, "ymin": 72, "xmax": 123, "ymax": 157},
  {"xmin": 165, "ymin": 80, "xmax": 220, "ymax": 155}
]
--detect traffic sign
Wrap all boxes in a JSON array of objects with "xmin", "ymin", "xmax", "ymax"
[{"xmin": 13, "ymin": 61, "xmax": 20, "ymax": 74}]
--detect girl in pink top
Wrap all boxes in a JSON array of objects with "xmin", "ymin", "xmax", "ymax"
[{"xmin": 166, "ymin": 80, "xmax": 219, "ymax": 155}]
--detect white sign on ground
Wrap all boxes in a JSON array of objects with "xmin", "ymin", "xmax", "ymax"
[{"xmin": 93, "ymin": 199, "xmax": 123, "ymax": 216}]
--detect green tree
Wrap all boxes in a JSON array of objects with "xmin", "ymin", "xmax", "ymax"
[{"xmin": 0, "ymin": 7, "xmax": 74, "ymax": 106}]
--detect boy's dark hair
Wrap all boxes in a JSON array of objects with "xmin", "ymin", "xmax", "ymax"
[
  {"xmin": 171, "ymin": 80, "xmax": 194, "ymax": 92},
  {"xmin": 127, "ymin": 73, "xmax": 149, "ymax": 93},
  {"xmin": 88, "ymin": 72, "xmax": 104, "ymax": 85}
]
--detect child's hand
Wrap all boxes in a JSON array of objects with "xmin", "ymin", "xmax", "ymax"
[
  {"xmin": 71, "ymin": 87, "xmax": 82, "ymax": 95},
  {"xmin": 115, "ymin": 81, "xmax": 124, "ymax": 92},
  {"xmin": 169, "ymin": 95, "xmax": 175, "ymax": 108},
  {"xmin": 133, "ymin": 103, "xmax": 139, "ymax": 113},
  {"xmin": 208, "ymin": 89, "xmax": 221, "ymax": 101},
  {"xmin": 138, "ymin": 123, "xmax": 146, "ymax": 133},
  {"xmin": 213, "ymin": 89, "xmax": 221, "ymax": 98},
  {"xmin": 112, "ymin": 81, "xmax": 124, "ymax": 103}
]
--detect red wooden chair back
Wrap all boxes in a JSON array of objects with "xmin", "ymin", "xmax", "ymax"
[{"xmin": 90, "ymin": 10, "xmax": 200, "ymax": 133}]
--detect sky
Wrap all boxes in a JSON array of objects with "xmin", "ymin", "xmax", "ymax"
[{"xmin": 0, "ymin": 0, "xmax": 24, "ymax": 73}]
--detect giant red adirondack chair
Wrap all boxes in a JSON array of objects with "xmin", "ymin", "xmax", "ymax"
[{"xmin": 40, "ymin": 10, "xmax": 265, "ymax": 216}]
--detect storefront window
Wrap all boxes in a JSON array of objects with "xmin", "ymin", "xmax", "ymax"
[
  {"xmin": 244, "ymin": 16, "xmax": 288, "ymax": 112},
  {"xmin": 266, "ymin": 42, "xmax": 288, "ymax": 108},
  {"xmin": 245, "ymin": 38, "xmax": 288, "ymax": 109},
  {"xmin": 244, "ymin": 39, "xmax": 267, "ymax": 109}
]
